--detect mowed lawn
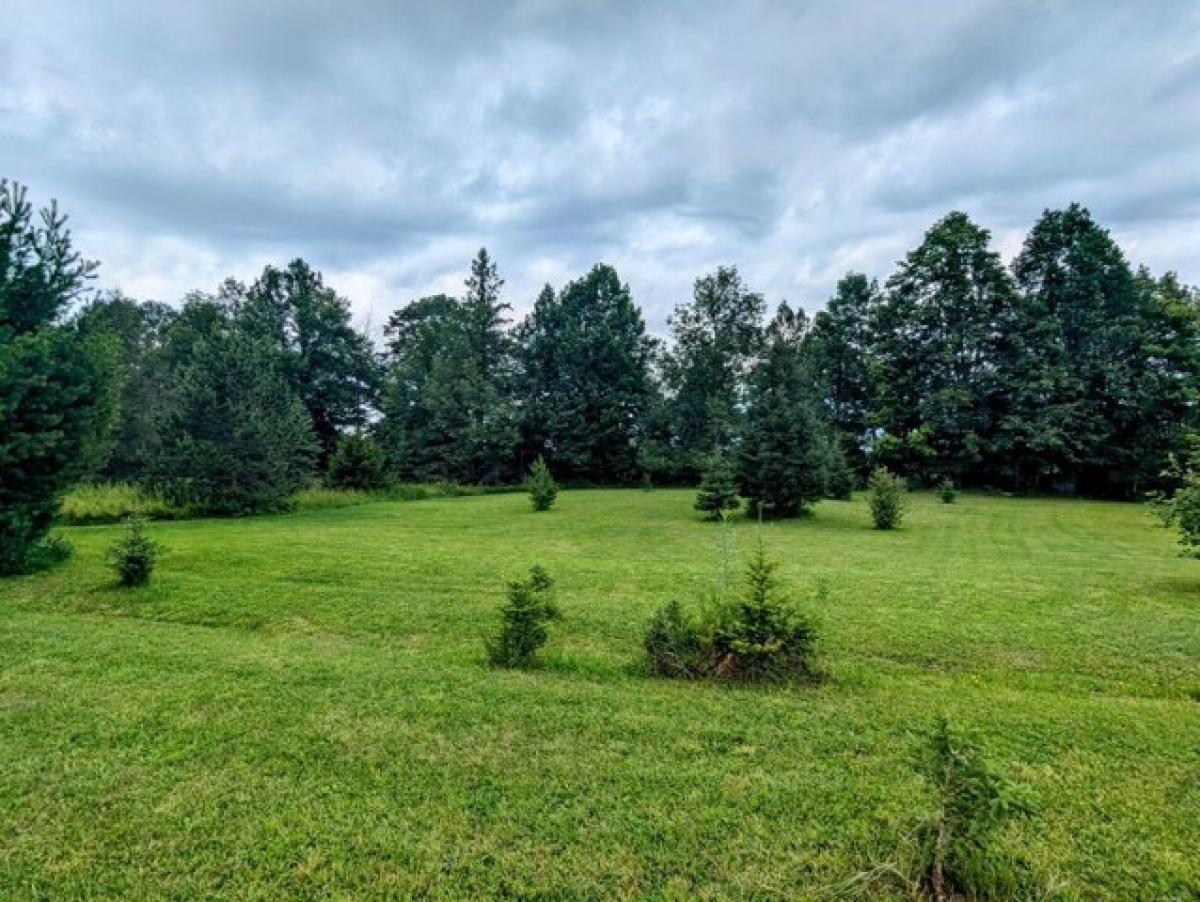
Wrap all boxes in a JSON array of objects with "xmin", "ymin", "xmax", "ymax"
[{"xmin": 1, "ymin": 490, "xmax": 1197, "ymax": 899}]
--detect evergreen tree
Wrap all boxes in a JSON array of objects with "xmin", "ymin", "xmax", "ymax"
[
  {"xmin": 661, "ymin": 266, "xmax": 765, "ymax": 478},
  {"xmin": 694, "ymin": 456, "xmax": 741, "ymax": 519},
  {"xmin": 379, "ymin": 288, "xmax": 518, "ymax": 484},
  {"xmin": 871, "ymin": 213, "xmax": 1014, "ymax": 486},
  {"xmin": 805, "ymin": 272, "xmax": 877, "ymax": 477},
  {"xmin": 326, "ymin": 432, "xmax": 390, "ymax": 492},
  {"xmin": 516, "ymin": 266, "xmax": 656, "ymax": 483},
  {"xmin": 997, "ymin": 205, "xmax": 1200, "ymax": 495},
  {"xmin": 235, "ymin": 259, "xmax": 379, "ymax": 466},
  {"xmin": 156, "ymin": 325, "xmax": 318, "ymax": 515},
  {"xmin": 526, "ymin": 455, "xmax": 559, "ymax": 511},
  {"xmin": 1, "ymin": 181, "xmax": 116, "ymax": 574},
  {"xmin": 737, "ymin": 304, "xmax": 832, "ymax": 518},
  {"xmin": 462, "ymin": 247, "xmax": 511, "ymax": 382},
  {"xmin": 72, "ymin": 293, "xmax": 175, "ymax": 481}
]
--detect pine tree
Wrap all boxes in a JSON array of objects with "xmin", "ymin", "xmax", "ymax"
[
  {"xmin": 806, "ymin": 272, "xmax": 877, "ymax": 478},
  {"xmin": 236, "ymin": 259, "xmax": 379, "ymax": 467},
  {"xmin": 872, "ymin": 212, "xmax": 1015, "ymax": 485},
  {"xmin": 516, "ymin": 266, "xmax": 656, "ymax": 483},
  {"xmin": 738, "ymin": 304, "xmax": 832, "ymax": 518},
  {"xmin": 1, "ymin": 181, "xmax": 117, "ymax": 574},
  {"xmin": 662, "ymin": 266, "xmax": 765, "ymax": 478},
  {"xmin": 694, "ymin": 457, "xmax": 740, "ymax": 519}
]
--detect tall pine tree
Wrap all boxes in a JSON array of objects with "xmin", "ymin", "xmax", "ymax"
[
  {"xmin": 805, "ymin": 272, "xmax": 877, "ymax": 478},
  {"xmin": 738, "ymin": 303, "xmax": 833, "ymax": 518},
  {"xmin": 660, "ymin": 265, "xmax": 765, "ymax": 480},
  {"xmin": 1, "ymin": 181, "xmax": 116, "ymax": 573},
  {"xmin": 516, "ymin": 266, "xmax": 656, "ymax": 483},
  {"xmin": 235, "ymin": 259, "xmax": 379, "ymax": 466},
  {"xmin": 872, "ymin": 212, "xmax": 1014, "ymax": 485}
]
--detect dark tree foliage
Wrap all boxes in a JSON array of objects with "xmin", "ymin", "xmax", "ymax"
[
  {"xmin": 73, "ymin": 293, "xmax": 175, "ymax": 481},
  {"xmin": 380, "ymin": 286, "xmax": 518, "ymax": 484},
  {"xmin": 871, "ymin": 212, "xmax": 1015, "ymax": 486},
  {"xmin": 234, "ymin": 259, "xmax": 379, "ymax": 466},
  {"xmin": 1, "ymin": 181, "xmax": 116, "ymax": 574},
  {"xmin": 155, "ymin": 319, "xmax": 317, "ymax": 515},
  {"xmin": 326, "ymin": 432, "xmax": 390, "ymax": 492},
  {"xmin": 659, "ymin": 266, "xmax": 765, "ymax": 480},
  {"xmin": 516, "ymin": 266, "xmax": 656, "ymax": 483},
  {"xmin": 738, "ymin": 303, "xmax": 833, "ymax": 518},
  {"xmin": 806, "ymin": 272, "xmax": 878, "ymax": 477},
  {"xmin": 997, "ymin": 205, "xmax": 1200, "ymax": 496}
]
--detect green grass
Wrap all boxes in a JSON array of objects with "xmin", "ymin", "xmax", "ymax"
[{"xmin": 2, "ymin": 490, "xmax": 1197, "ymax": 898}]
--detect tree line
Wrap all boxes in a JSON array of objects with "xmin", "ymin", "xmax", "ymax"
[{"xmin": 3, "ymin": 178, "xmax": 1199, "ymax": 571}]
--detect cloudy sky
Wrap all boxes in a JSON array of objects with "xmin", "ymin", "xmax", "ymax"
[{"xmin": 3, "ymin": 1, "xmax": 1198, "ymax": 334}]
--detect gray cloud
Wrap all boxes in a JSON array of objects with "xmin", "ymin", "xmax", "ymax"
[{"xmin": 3, "ymin": 0, "xmax": 1197, "ymax": 333}]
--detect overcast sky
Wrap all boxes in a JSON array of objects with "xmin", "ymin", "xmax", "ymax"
[{"xmin": 3, "ymin": 1, "xmax": 1198, "ymax": 334}]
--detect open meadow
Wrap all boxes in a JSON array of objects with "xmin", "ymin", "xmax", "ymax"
[{"xmin": 1, "ymin": 490, "xmax": 1197, "ymax": 898}]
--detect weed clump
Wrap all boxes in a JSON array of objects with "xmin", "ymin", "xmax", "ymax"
[
  {"xmin": 487, "ymin": 565, "xmax": 559, "ymax": 667},
  {"xmin": 106, "ymin": 516, "xmax": 162, "ymax": 587}
]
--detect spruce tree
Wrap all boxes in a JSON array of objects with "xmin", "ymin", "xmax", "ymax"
[
  {"xmin": 738, "ymin": 304, "xmax": 832, "ymax": 518},
  {"xmin": 327, "ymin": 432, "xmax": 390, "ymax": 491},
  {"xmin": 694, "ymin": 457, "xmax": 740, "ymax": 519},
  {"xmin": 155, "ymin": 325, "xmax": 318, "ymax": 515},
  {"xmin": 1, "ymin": 181, "xmax": 116, "ymax": 574}
]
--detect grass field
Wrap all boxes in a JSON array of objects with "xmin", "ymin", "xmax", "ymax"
[{"xmin": 1, "ymin": 490, "xmax": 1198, "ymax": 898}]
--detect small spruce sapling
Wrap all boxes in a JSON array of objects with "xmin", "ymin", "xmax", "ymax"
[
  {"xmin": 694, "ymin": 457, "xmax": 740, "ymax": 520},
  {"xmin": 868, "ymin": 467, "xmax": 906, "ymax": 530},
  {"xmin": 937, "ymin": 478, "xmax": 958, "ymax": 504},
  {"xmin": 714, "ymin": 534, "xmax": 818, "ymax": 681},
  {"xmin": 487, "ymin": 565, "xmax": 559, "ymax": 667},
  {"xmin": 918, "ymin": 716, "xmax": 1032, "ymax": 901},
  {"xmin": 526, "ymin": 456, "xmax": 559, "ymax": 512},
  {"xmin": 106, "ymin": 516, "xmax": 162, "ymax": 587}
]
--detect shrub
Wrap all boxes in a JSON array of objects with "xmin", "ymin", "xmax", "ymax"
[
  {"xmin": 1156, "ymin": 469, "xmax": 1200, "ymax": 556},
  {"xmin": 937, "ymin": 478, "xmax": 959, "ymax": 504},
  {"xmin": 643, "ymin": 536, "xmax": 819, "ymax": 682},
  {"xmin": 694, "ymin": 457, "xmax": 740, "ymax": 519},
  {"xmin": 526, "ymin": 456, "xmax": 558, "ymax": 512},
  {"xmin": 106, "ymin": 517, "xmax": 162, "ymax": 587},
  {"xmin": 486, "ymin": 565, "xmax": 560, "ymax": 667},
  {"xmin": 918, "ymin": 717, "xmax": 1032, "ymax": 900},
  {"xmin": 18, "ymin": 534, "xmax": 75, "ymax": 574},
  {"xmin": 868, "ymin": 467, "xmax": 906, "ymax": 530},
  {"xmin": 326, "ymin": 432, "xmax": 390, "ymax": 491}
]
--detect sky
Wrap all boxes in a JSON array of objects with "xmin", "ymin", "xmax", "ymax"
[{"xmin": 3, "ymin": 0, "xmax": 1198, "ymax": 336}]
